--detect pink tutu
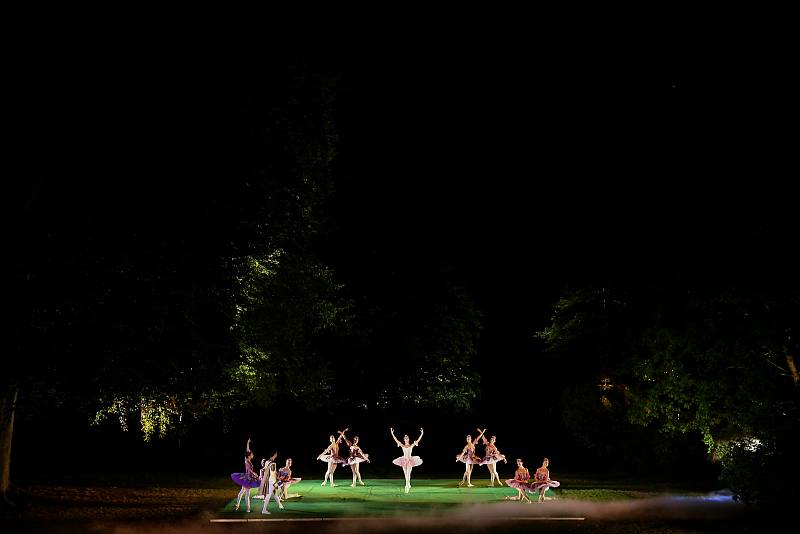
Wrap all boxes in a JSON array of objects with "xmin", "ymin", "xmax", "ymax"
[
  {"xmin": 505, "ymin": 478, "xmax": 535, "ymax": 491},
  {"xmin": 347, "ymin": 454, "xmax": 370, "ymax": 465},
  {"xmin": 393, "ymin": 456, "xmax": 423, "ymax": 468},
  {"xmin": 317, "ymin": 453, "xmax": 347, "ymax": 464},
  {"xmin": 480, "ymin": 453, "xmax": 506, "ymax": 465},
  {"xmin": 456, "ymin": 450, "xmax": 482, "ymax": 465},
  {"xmin": 530, "ymin": 480, "xmax": 560, "ymax": 492}
]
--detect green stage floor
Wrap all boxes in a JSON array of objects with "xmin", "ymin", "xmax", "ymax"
[{"xmin": 222, "ymin": 478, "xmax": 549, "ymax": 518}]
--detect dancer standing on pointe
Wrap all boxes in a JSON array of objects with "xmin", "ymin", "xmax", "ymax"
[
  {"xmin": 531, "ymin": 457, "xmax": 560, "ymax": 502},
  {"xmin": 343, "ymin": 432, "xmax": 370, "ymax": 486},
  {"xmin": 504, "ymin": 458, "xmax": 533, "ymax": 503},
  {"xmin": 478, "ymin": 431, "xmax": 507, "ymax": 487},
  {"xmin": 231, "ymin": 438, "xmax": 260, "ymax": 512},
  {"xmin": 390, "ymin": 427, "xmax": 423, "ymax": 493},
  {"xmin": 456, "ymin": 428, "xmax": 485, "ymax": 487},
  {"xmin": 317, "ymin": 428, "xmax": 348, "ymax": 486}
]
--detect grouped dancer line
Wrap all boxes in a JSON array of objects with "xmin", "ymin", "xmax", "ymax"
[
  {"xmin": 317, "ymin": 428, "xmax": 348, "ymax": 486},
  {"xmin": 505, "ymin": 458, "xmax": 533, "ymax": 503},
  {"xmin": 343, "ymin": 432, "xmax": 370, "ymax": 487},
  {"xmin": 478, "ymin": 432, "xmax": 508, "ymax": 487},
  {"xmin": 390, "ymin": 427, "xmax": 423, "ymax": 493},
  {"xmin": 531, "ymin": 457, "xmax": 560, "ymax": 502},
  {"xmin": 260, "ymin": 460, "xmax": 285, "ymax": 514},
  {"xmin": 456, "ymin": 428, "xmax": 485, "ymax": 487},
  {"xmin": 231, "ymin": 438, "xmax": 261, "ymax": 512},
  {"xmin": 279, "ymin": 458, "xmax": 302, "ymax": 500}
]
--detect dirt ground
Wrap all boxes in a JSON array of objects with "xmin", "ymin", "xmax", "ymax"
[{"xmin": 0, "ymin": 481, "xmax": 770, "ymax": 534}]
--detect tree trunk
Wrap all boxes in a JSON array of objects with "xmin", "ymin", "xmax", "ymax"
[{"xmin": 0, "ymin": 385, "xmax": 18, "ymax": 505}]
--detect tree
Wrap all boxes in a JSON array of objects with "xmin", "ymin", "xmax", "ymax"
[{"xmin": 537, "ymin": 284, "xmax": 800, "ymax": 504}]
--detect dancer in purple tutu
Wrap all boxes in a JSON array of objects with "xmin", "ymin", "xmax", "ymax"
[
  {"xmin": 317, "ymin": 428, "xmax": 348, "ymax": 487},
  {"xmin": 456, "ymin": 428, "xmax": 485, "ymax": 487},
  {"xmin": 343, "ymin": 432, "xmax": 370, "ymax": 487},
  {"xmin": 531, "ymin": 457, "xmax": 560, "ymax": 502},
  {"xmin": 504, "ymin": 458, "xmax": 533, "ymax": 503},
  {"xmin": 478, "ymin": 432, "xmax": 507, "ymax": 487},
  {"xmin": 231, "ymin": 438, "xmax": 260, "ymax": 512},
  {"xmin": 390, "ymin": 427, "xmax": 423, "ymax": 493}
]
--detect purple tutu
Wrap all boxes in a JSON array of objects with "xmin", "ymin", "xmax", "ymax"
[
  {"xmin": 393, "ymin": 456, "xmax": 423, "ymax": 468},
  {"xmin": 231, "ymin": 472, "xmax": 261, "ymax": 488},
  {"xmin": 317, "ymin": 453, "xmax": 347, "ymax": 464}
]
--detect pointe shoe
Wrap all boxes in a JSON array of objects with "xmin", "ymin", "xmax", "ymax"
[
  {"xmin": 321, "ymin": 481, "xmax": 326, "ymax": 486},
  {"xmin": 279, "ymin": 504, "xmax": 285, "ymax": 510},
  {"xmin": 350, "ymin": 483, "xmax": 355, "ymax": 487},
  {"xmin": 262, "ymin": 510, "xmax": 270, "ymax": 514},
  {"xmin": 467, "ymin": 483, "xmax": 474, "ymax": 487},
  {"xmin": 359, "ymin": 481, "xmax": 365, "ymax": 486}
]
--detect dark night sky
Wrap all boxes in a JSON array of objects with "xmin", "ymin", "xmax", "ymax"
[{"xmin": 15, "ymin": 35, "xmax": 797, "ymax": 375}]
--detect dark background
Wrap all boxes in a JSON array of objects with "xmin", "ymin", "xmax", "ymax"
[{"xmin": 9, "ymin": 33, "xmax": 796, "ymax": 486}]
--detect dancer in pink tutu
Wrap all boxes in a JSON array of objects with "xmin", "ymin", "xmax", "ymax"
[
  {"xmin": 456, "ymin": 428, "xmax": 485, "ymax": 487},
  {"xmin": 231, "ymin": 438, "xmax": 260, "ymax": 512},
  {"xmin": 278, "ymin": 457, "xmax": 302, "ymax": 500},
  {"xmin": 317, "ymin": 428, "xmax": 348, "ymax": 486},
  {"xmin": 504, "ymin": 458, "xmax": 533, "ymax": 503},
  {"xmin": 531, "ymin": 457, "xmax": 560, "ymax": 502},
  {"xmin": 343, "ymin": 432, "xmax": 370, "ymax": 486},
  {"xmin": 478, "ymin": 432, "xmax": 507, "ymax": 487},
  {"xmin": 390, "ymin": 427, "xmax": 424, "ymax": 493}
]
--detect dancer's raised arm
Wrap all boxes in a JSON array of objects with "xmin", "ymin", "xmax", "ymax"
[
  {"xmin": 390, "ymin": 427, "xmax": 402, "ymax": 446},
  {"xmin": 473, "ymin": 428, "xmax": 486, "ymax": 445},
  {"xmin": 337, "ymin": 428, "xmax": 349, "ymax": 443},
  {"xmin": 246, "ymin": 438, "xmax": 252, "ymax": 452},
  {"xmin": 414, "ymin": 428, "xmax": 424, "ymax": 446}
]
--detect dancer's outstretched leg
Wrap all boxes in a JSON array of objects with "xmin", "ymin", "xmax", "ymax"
[
  {"xmin": 235, "ymin": 486, "xmax": 246, "ymax": 509},
  {"xmin": 466, "ymin": 464, "xmax": 474, "ymax": 487},
  {"xmin": 330, "ymin": 463, "xmax": 337, "ymax": 486}
]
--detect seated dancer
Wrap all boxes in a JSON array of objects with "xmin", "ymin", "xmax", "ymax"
[
  {"xmin": 343, "ymin": 432, "xmax": 370, "ymax": 486},
  {"xmin": 505, "ymin": 458, "xmax": 533, "ymax": 503},
  {"xmin": 531, "ymin": 457, "xmax": 560, "ymax": 502},
  {"xmin": 390, "ymin": 427, "xmax": 424, "ymax": 493},
  {"xmin": 455, "ymin": 428, "xmax": 485, "ymax": 487},
  {"xmin": 317, "ymin": 428, "xmax": 348, "ymax": 486},
  {"xmin": 279, "ymin": 458, "xmax": 302, "ymax": 500},
  {"xmin": 478, "ymin": 431, "xmax": 508, "ymax": 487},
  {"xmin": 255, "ymin": 451, "xmax": 278, "ymax": 499},
  {"xmin": 260, "ymin": 460, "xmax": 285, "ymax": 514},
  {"xmin": 231, "ymin": 438, "xmax": 260, "ymax": 512}
]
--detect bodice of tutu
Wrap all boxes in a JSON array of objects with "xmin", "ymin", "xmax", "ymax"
[
  {"xmin": 516, "ymin": 468, "xmax": 530, "ymax": 482},
  {"xmin": 402, "ymin": 445, "xmax": 414, "ymax": 457},
  {"xmin": 535, "ymin": 468, "xmax": 548, "ymax": 483},
  {"xmin": 349, "ymin": 445, "xmax": 361, "ymax": 457}
]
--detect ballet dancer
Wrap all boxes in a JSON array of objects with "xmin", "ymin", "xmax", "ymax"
[
  {"xmin": 231, "ymin": 438, "xmax": 260, "ymax": 512},
  {"xmin": 317, "ymin": 428, "xmax": 348, "ymax": 487},
  {"xmin": 456, "ymin": 428, "xmax": 485, "ymax": 487},
  {"xmin": 390, "ymin": 427, "xmax": 423, "ymax": 493},
  {"xmin": 343, "ymin": 432, "xmax": 370, "ymax": 486},
  {"xmin": 478, "ymin": 431, "xmax": 507, "ymax": 486}
]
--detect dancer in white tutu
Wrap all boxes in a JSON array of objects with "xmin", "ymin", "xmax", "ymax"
[
  {"xmin": 455, "ymin": 428, "xmax": 485, "ymax": 487},
  {"xmin": 317, "ymin": 428, "xmax": 348, "ymax": 487},
  {"xmin": 343, "ymin": 432, "xmax": 370, "ymax": 487},
  {"xmin": 390, "ymin": 427, "xmax": 424, "ymax": 493},
  {"xmin": 478, "ymin": 432, "xmax": 507, "ymax": 487},
  {"xmin": 531, "ymin": 457, "xmax": 560, "ymax": 502}
]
